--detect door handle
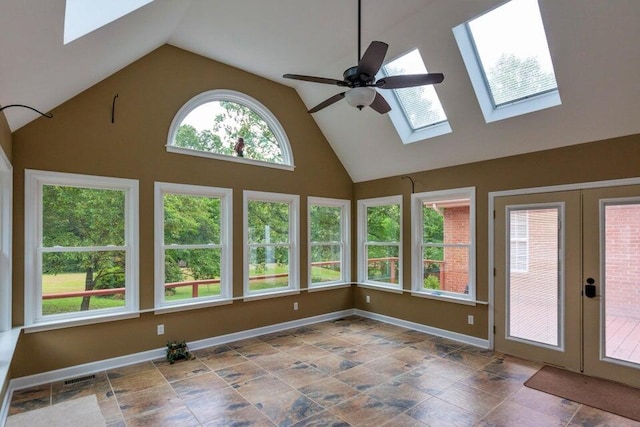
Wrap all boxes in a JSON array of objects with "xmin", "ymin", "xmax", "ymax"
[{"xmin": 585, "ymin": 277, "xmax": 597, "ymax": 298}]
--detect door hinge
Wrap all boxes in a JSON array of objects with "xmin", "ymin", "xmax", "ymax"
[
  {"xmin": 493, "ymin": 268, "xmax": 496, "ymax": 277},
  {"xmin": 493, "ymin": 325, "xmax": 496, "ymax": 334},
  {"xmin": 493, "ymin": 210, "xmax": 496, "ymax": 219}
]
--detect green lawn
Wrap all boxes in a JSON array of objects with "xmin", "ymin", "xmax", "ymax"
[{"xmin": 42, "ymin": 264, "xmax": 340, "ymax": 314}]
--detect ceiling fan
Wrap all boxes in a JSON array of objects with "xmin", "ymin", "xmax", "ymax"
[{"xmin": 283, "ymin": 0, "xmax": 444, "ymax": 114}]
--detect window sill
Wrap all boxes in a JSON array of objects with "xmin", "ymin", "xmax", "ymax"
[
  {"xmin": 166, "ymin": 146, "xmax": 295, "ymax": 171},
  {"xmin": 243, "ymin": 289, "xmax": 300, "ymax": 302},
  {"xmin": 356, "ymin": 283, "xmax": 403, "ymax": 294},
  {"xmin": 307, "ymin": 283, "xmax": 352, "ymax": 293},
  {"xmin": 0, "ymin": 328, "xmax": 21, "ymax": 389},
  {"xmin": 411, "ymin": 290, "xmax": 485, "ymax": 306},
  {"xmin": 154, "ymin": 299, "xmax": 233, "ymax": 315},
  {"xmin": 24, "ymin": 312, "xmax": 140, "ymax": 334}
]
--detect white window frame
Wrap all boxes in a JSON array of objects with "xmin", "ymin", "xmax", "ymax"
[
  {"xmin": 308, "ymin": 197, "xmax": 351, "ymax": 289},
  {"xmin": 244, "ymin": 191, "xmax": 299, "ymax": 299},
  {"xmin": 509, "ymin": 209, "xmax": 529, "ymax": 273},
  {"xmin": 166, "ymin": 89, "xmax": 295, "ymax": 171},
  {"xmin": 452, "ymin": 3, "xmax": 561, "ymax": 123},
  {"xmin": 154, "ymin": 182, "xmax": 232, "ymax": 312},
  {"xmin": 0, "ymin": 147, "xmax": 11, "ymax": 332},
  {"xmin": 24, "ymin": 170, "xmax": 139, "ymax": 329},
  {"xmin": 357, "ymin": 195, "xmax": 403, "ymax": 291},
  {"xmin": 411, "ymin": 187, "xmax": 476, "ymax": 304}
]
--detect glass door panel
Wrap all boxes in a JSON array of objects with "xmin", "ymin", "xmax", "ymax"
[{"xmin": 507, "ymin": 207, "xmax": 561, "ymax": 348}]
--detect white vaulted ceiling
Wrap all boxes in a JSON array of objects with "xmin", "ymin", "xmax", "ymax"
[{"xmin": 1, "ymin": 0, "xmax": 639, "ymax": 182}]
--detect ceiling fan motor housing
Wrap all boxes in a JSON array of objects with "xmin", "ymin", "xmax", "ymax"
[{"xmin": 343, "ymin": 66, "xmax": 374, "ymax": 87}]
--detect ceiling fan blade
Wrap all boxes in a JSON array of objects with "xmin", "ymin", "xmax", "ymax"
[
  {"xmin": 283, "ymin": 74, "xmax": 347, "ymax": 86},
  {"xmin": 375, "ymin": 73, "xmax": 444, "ymax": 89},
  {"xmin": 370, "ymin": 92, "xmax": 391, "ymax": 114},
  {"xmin": 356, "ymin": 41, "xmax": 389, "ymax": 79},
  {"xmin": 308, "ymin": 92, "xmax": 346, "ymax": 113}
]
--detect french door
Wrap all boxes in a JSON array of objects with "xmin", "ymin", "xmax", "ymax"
[{"xmin": 494, "ymin": 185, "xmax": 640, "ymax": 387}]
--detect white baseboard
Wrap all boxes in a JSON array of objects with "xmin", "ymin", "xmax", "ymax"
[{"xmin": 354, "ymin": 309, "xmax": 490, "ymax": 349}]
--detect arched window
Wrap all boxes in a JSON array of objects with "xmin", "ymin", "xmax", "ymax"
[{"xmin": 167, "ymin": 90, "xmax": 294, "ymax": 170}]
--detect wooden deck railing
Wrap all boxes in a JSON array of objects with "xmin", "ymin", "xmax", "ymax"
[{"xmin": 42, "ymin": 258, "xmax": 444, "ymax": 300}]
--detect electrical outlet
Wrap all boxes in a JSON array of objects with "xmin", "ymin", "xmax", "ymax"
[
  {"xmin": 157, "ymin": 324, "xmax": 165, "ymax": 335},
  {"xmin": 293, "ymin": 302, "xmax": 298, "ymax": 311},
  {"xmin": 467, "ymin": 315, "xmax": 474, "ymax": 325},
  {"xmin": 366, "ymin": 295, "xmax": 371, "ymax": 303}
]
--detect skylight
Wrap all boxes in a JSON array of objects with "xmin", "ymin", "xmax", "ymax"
[
  {"xmin": 380, "ymin": 49, "xmax": 451, "ymax": 144},
  {"xmin": 64, "ymin": 0, "xmax": 154, "ymax": 44},
  {"xmin": 453, "ymin": 0, "xmax": 561, "ymax": 122}
]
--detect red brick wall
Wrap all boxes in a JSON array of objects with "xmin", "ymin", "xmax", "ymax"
[
  {"xmin": 443, "ymin": 206, "xmax": 469, "ymax": 293},
  {"xmin": 605, "ymin": 204, "xmax": 640, "ymax": 319}
]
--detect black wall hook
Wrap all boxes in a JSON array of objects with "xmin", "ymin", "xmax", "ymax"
[
  {"xmin": 111, "ymin": 94, "xmax": 119, "ymax": 124},
  {"xmin": 401, "ymin": 175, "xmax": 415, "ymax": 194},
  {"xmin": 0, "ymin": 104, "xmax": 53, "ymax": 118}
]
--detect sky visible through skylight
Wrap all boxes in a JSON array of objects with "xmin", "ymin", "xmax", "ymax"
[{"xmin": 64, "ymin": 0, "xmax": 154, "ymax": 44}]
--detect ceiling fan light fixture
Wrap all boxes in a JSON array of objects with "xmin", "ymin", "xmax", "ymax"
[{"xmin": 345, "ymin": 87, "xmax": 376, "ymax": 110}]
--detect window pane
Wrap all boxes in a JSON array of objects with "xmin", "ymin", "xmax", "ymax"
[
  {"xmin": 176, "ymin": 101, "xmax": 284, "ymax": 163},
  {"xmin": 248, "ymin": 201, "xmax": 290, "ymax": 244},
  {"xmin": 165, "ymin": 248, "xmax": 222, "ymax": 283},
  {"xmin": 422, "ymin": 204, "xmax": 444, "ymax": 243},
  {"xmin": 508, "ymin": 207, "xmax": 559, "ymax": 346},
  {"xmin": 311, "ymin": 245, "xmax": 341, "ymax": 284},
  {"xmin": 163, "ymin": 194, "xmax": 221, "ymax": 245},
  {"xmin": 468, "ymin": 0, "xmax": 558, "ymax": 106},
  {"xmin": 367, "ymin": 245, "xmax": 399, "ymax": 284},
  {"xmin": 367, "ymin": 204, "xmax": 400, "ymax": 242},
  {"xmin": 382, "ymin": 49, "xmax": 447, "ymax": 129},
  {"xmin": 604, "ymin": 203, "xmax": 640, "ymax": 365},
  {"xmin": 310, "ymin": 205, "xmax": 342, "ymax": 242},
  {"xmin": 42, "ymin": 185, "xmax": 125, "ymax": 247},
  {"xmin": 249, "ymin": 246, "xmax": 290, "ymax": 292},
  {"xmin": 41, "ymin": 250, "xmax": 126, "ymax": 316}
]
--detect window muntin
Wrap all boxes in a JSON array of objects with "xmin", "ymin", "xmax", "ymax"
[
  {"xmin": 380, "ymin": 49, "xmax": 452, "ymax": 144},
  {"xmin": 412, "ymin": 188, "xmax": 476, "ymax": 302},
  {"xmin": 308, "ymin": 197, "xmax": 350, "ymax": 288},
  {"xmin": 452, "ymin": 0, "xmax": 561, "ymax": 122},
  {"xmin": 167, "ymin": 90, "xmax": 294, "ymax": 170},
  {"xmin": 24, "ymin": 170, "xmax": 139, "ymax": 326},
  {"xmin": 244, "ymin": 191, "xmax": 299, "ymax": 297},
  {"xmin": 155, "ymin": 183, "xmax": 232, "ymax": 310},
  {"xmin": 509, "ymin": 210, "xmax": 529, "ymax": 273},
  {"xmin": 358, "ymin": 196, "xmax": 402, "ymax": 289}
]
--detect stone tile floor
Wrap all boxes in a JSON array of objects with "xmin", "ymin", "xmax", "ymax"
[{"xmin": 8, "ymin": 316, "xmax": 640, "ymax": 426}]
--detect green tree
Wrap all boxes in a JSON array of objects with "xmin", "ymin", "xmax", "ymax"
[
  {"xmin": 487, "ymin": 54, "xmax": 557, "ymax": 105},
  {"xmin": 163, "ymin": 194, "xmax": 222, "ymax": 284},
  {"xmin": 175, "ymin": 101, "xmax": 283, "ymax": 163},
  {"xmin": 42, "ymin": 185, "xmax": 125, "ymax": 311}
]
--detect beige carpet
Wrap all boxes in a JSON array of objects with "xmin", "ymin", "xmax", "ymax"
[
  {"xmin": 525, "ymin": 365, "xmax": 640, "ymax": 422},
  {"xmin": 6, "ymin": 395, "xmax": 106, "ymax": 427}
]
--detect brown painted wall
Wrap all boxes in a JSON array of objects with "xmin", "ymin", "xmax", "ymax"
[
  {"xmin": 0, "ymin": 112, "xmax": 11, "ymax": 162},
  {"xmin": 353, "ymin": 133, "xmax": 640, "ymax": 339},
  {"xmin": 10, "ymin": 45, "xmax": 354, "ymax": 377}
]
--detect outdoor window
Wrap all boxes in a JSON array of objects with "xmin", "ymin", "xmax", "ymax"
[
  {"xmin": 509, "ymin": 210, "xmax": 529, "ymax": 273},
  {"xmin": 453, "ymin": 0, "xmax": 561, "ymax": 122},
  {"xmin": 154, "ymin": 182, "xmax": 232, "ymax": 311},
  {"xmin": 379, "ymin": 49, "xmax": 451, "ymax": 143},
  {"xmin": 244, "ymin": 191, "xmax": 299, "ymax": 298},
  {"xmin": 357, "ymin": 195, "xmax": 402, "ymax": 290},
  {"xmin": 24, "ymin": 170, "xmax": 139, "ymax": 327},
  {"xmin": 0, "ymin": 148, "xmax": 11, "ymax": 332},
  {"xmin": 167, "ymin": 89, "xmax": 294, "ymax": 170},
  {"xmin": 411, "ymin": 187, "xmax": 476, "ymax": 303},
  {"xmin": 308, "ymin": 197, "xmax": 350, "ymax": 288}
]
